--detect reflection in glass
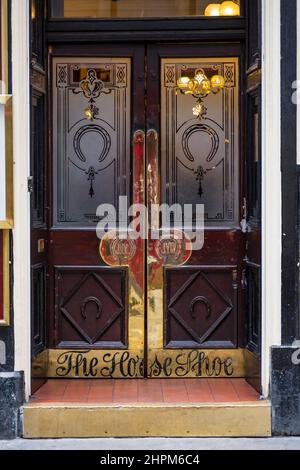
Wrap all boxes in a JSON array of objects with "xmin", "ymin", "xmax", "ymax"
[{"xmin": 51, "ymin": 0, "xmax": 241, "ymax": 18}]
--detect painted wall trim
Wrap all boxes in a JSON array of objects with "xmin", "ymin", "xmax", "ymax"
[
  {"xmin": 11, "ymin": 0, "xmax": 31, "ymax": 399},
  {"xmin": 281, "ymin": 0, "xmax": 298, "ymax": 343},
  {"xmin": 261, "ymin": 0, "xmax": 282, "ymax": 396},
  {"xmin": 297, "ymin": 0, "xmax": 300, "ymax": 166}
]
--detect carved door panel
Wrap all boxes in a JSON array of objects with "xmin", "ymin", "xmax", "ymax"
[
  {"xmin": 47, "ymin": 45, "xmax": 146, "ymax": 378},
  {"xmin": 146, "ymin": 44, "xmax": 246, "ymax": 378}
]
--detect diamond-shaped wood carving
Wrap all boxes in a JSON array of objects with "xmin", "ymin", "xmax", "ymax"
[
  {"xmin": 56, "ymin": 268, "xmax": 127, "ymax": 348},
  {"xmin": 165, "ymin": 267, "xmax": 237, "ymax": 348}
]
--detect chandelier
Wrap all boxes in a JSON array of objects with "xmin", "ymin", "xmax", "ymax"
[{"xmin": 176, "ymin": 70, "xmax": 225, "ymax": 119}]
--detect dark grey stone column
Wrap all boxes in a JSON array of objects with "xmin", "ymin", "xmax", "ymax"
[
  {"xmin": 271, "ymin": 346, "xmax": 300, "ymax": 435},
  {"xmin": 0, "ymin": 372, "xmax": 24, "ymax": 439}
]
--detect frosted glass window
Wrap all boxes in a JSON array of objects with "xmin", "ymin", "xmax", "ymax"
[{"xmin": 161, "ymin": 58, "xmax": 240, "ymax": 226}]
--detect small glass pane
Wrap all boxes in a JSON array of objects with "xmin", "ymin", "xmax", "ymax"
[
  {"xmin": 52, "ymin": 58, "xmax": 131, "ymax": 228},
  {"xmin": 161, "ymin": 58, "xmax": 240, "ymax": 226},
  {"xmin": 51, "ymin": 0, "xmax": 241, "ymax": 18}
]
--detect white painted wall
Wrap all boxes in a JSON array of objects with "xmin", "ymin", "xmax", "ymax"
[
  {"xmin": 261, "ymin": 0, "xmax": 282, "ymax": 397},
  {"xmin": 11, "ymin": 0, "xmax": 31, "ymax": 399}
]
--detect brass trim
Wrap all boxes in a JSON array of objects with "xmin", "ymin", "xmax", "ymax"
[
  {"xmin": 23, "ymin": 401, "xmax": 271, "ymax": 438},
  {"xmin": 244, "ymin": 348, "xmax": 260, "ymax": 381},
  {"xmin": 32, "ymin": 348, "xmax": 145, "ymax": 379},
  {"xmin": 37, "ymin": 238, "xmax": 46, "ymax": 253},
  {"xmin": 246, "ymin": 68, "xmax": 262, "ymax": 93},
  {"xmin": 147, "ymin": 348, "xmax": 257, "ymax": 378},
  {"xmin": 0, "ymin": 3, "xmax": 12, "ymax": 325},
  {"xmin": 0, "ymin": 230, "xmax": 10, "ymax": 326},
  {"xmin": 0, "ymin": 94, "xmax": 14, "ymax": 228},
  {"xmin": 31, "ymin": 349, "xmax": 49, "ymax": 378},
  {"xmin": 32, "ymin": 347, "xmax": 257, "ymax": 379},
  {"xmin": 147, "ymin": 129, "xmax": 159, "ymax": 230}
]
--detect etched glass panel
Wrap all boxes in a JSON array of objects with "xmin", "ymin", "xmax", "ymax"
[
  {"xmin": 161, "ymin": 58, "xmax": 239, "ymax": 226},
  {"xmin": 53, "ymin": 58, "xmax": 131, "ymax": 227}
]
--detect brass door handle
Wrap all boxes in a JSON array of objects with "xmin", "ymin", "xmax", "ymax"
[
  {"xmin": 147, "ymin": 129, "xmax": 159, "ymax": 230},
  {"xmin": 133, "ymin": 130, "xmax": 145, "ymax": 205}
]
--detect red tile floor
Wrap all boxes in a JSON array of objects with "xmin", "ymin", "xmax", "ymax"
[{"xmin": 30, "ymin": 379, "xmax": 260, "ymax": 404}]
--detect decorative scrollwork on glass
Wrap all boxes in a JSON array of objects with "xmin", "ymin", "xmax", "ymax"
[
  {"xmin": 194, "ymin": 166, "xmax": 206, "ymax": 197},
  {"xmin": 72, "ymin": 68, "xmax": 112, "ymax": 120},
  {"xmin": 70, "ymin": 124, "xmax": 112, "ymax": 197},
  {"xmin": 161, "ymin": 58, "xmax": 239, "ymax": 223},
  {"xmin": 73, "ymin": 124, "xmax": 111, "ymax": 163},
  {"xmin": 53, "ymin": 59, "xmax": 130, "ymax": 227},
  {"xmin": 182, "ymin": 123, "xmax": 220, "ymax": 197},
  {"xmin": 182, "ymin": 123, "xmax": 220, "ymax": 163}
]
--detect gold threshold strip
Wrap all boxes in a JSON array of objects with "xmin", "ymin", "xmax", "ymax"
[{"xmin": 23, "ymin": 401, "xmax": 271, "ymax": 438}]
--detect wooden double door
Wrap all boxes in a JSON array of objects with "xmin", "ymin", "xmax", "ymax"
[{"xmin": 32, "ymin": 42, "xmax": 248, "ymax": 379}]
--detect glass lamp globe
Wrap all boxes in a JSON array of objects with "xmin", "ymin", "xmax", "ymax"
[
  {"xmin": 220, "ymin": 1, "xmax": 240, "ymax": 16},
  {"xmin": 204, "ymin": 4, "xmax": 221, "ymax": 16},
  {"xmin": 177, "ymin": 76, "xmax": 190, "ymax": 90},
  {"xmin": 211, "ymin": 75, "xmax": 225, "ymax": 92}
]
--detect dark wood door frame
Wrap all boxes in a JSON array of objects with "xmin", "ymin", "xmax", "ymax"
[{"xmin": 30, "ymin": 3, "xmax": 264, "ymax": 381}]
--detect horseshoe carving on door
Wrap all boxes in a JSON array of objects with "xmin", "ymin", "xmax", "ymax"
[
  {"xmin": 80, "ymin": 296, "xmax": 102, "ymax": 320},
  {"xmin": 189, "ymin": 296, "xmax": 212, "ymax": 320}
]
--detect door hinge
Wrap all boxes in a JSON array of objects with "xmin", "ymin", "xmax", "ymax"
[{"xmin": 27, "ymin": 176, "xmax": 34, "ymax": 194}]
